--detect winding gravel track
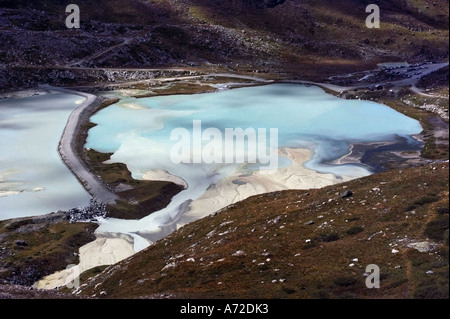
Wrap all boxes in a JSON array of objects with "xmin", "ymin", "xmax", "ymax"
[{"xmin": 40, "ymin": 85, "xmax": 118, "ymax": 204}]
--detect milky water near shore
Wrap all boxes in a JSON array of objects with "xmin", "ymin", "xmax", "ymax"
[
  {"xmin": 85, "ymin": 84, "xmax": 423, "ymax": 251},
  {"xmin": 0, "ymin": 91, "xmax": 91, "ymax": 220}
]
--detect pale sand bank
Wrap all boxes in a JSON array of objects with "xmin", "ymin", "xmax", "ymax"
[
  {"xmin": 0, "ymin": 182, "xmax": 47, "ymax": 197},
  {"xmin": 181, "ymin": 147, "xmax": 355, "ymax": 224},
  {"xmin": 0, "ymin": 189, "xmax": 21, "ymax": 197},
  {"xmin": 0, "ymin": 170, "xmax": 23, "ymax": 197},
  {"xmin": 120, "ymin": 102, "xmax": 146, "ymax": 110},
  {"xmin": 34, "ymin": 232, "xmax": 134, "ymax": 290},
  {"xmin": 142, "ymin": 169, "xmax": 188, "ymax": 188},
  {"xmin": 35, "ymin": 147, "xmax": 365, "ymax": 290},
  {"xmin": 0, "ymin": 170, "xmax": 47, "ymax": 197}
]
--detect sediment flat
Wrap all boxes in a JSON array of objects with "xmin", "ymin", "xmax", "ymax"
[{"xmin": 180, "ymin": 147, "xmax": 359, "ymax": 225}]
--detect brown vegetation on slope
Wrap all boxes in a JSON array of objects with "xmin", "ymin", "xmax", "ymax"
[
  {"xmin": 79, "ymin": 163, "xmax": 449, "ymax": 299},
  {"xmin": 0, "ymin": 216, "xmax": 98, "ymax": 286}
]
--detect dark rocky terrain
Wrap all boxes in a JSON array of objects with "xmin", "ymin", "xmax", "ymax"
[
  {"xmin": 0, "ymin": 284, "xmax": 85, "ymax": 299},
  {"xmin": 0, "ymin": 0, "xmax": 448, "ymax": 90}
]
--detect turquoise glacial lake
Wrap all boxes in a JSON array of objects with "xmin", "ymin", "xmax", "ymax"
[
  {"xmin": 85, "ymin": 84, "xmax": 423, "ymax": 250},
  {"xmin": 0, "ymin": 91, "xmax": 91, "ymax": 220}
]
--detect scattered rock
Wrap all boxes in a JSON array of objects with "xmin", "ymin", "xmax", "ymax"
[
  {"xmin": 392, "ymin": 249, "xmax": 400, "ymax": 254},
  {"xmin": 305, "ymin": 220, "xmax": 315, "ymax": 226},
  {"xmin": 162, "ymin": 262, "xmax": 176, "ymax": 271},
  {"xmin": 15, "ymin": 240, "xmax": 28, "ymax": 247},
  {"xmin": 67, "ymin": 198, "xmax": 107, "ymax": 223},
  {"xmin": 269, "ymin": 216, "xmax": 282, "ymax": 224},
  {"xmin": 341, "ymin": 190, "xmax": 353, "ymax": 198},
  {"xmin": 407, "ymin": 241, "xmax": 438, "ymax": 253},
  {"xmin": 219, "ymin": 221, "xmax": 234, "ymax": 228},
  {"xmin": 232, "ymin": 250, "xmax": 246, "ymax": 257}
]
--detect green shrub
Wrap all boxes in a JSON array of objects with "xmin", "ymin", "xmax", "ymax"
[
  {"xmin": 4, "ymin": 219, "xmax": 32, "ymax": 231},
  {"xmin": 303, "ymin": 242, "xmax": 317, "ymax": 250},
  {"xmin": 333, "ymin": 276, "xmax": 357, "ymax": 287},
  {"xmin": 437, "ymin": 207, "xmax": 449, "ymax": 215},
  {"xmin": 424, "ymin": 216, "xmax": 449, "ymax": 242},
  {"xmin": 346, "ymin": 226, "xmax": 364, "ymax": 235},
  {"xmin": 406, "ymin": 196, "xmax": 440, "ymax": 212},
  {"xmin": 319, "ymin": 232, "xmax": 340, "ymax": 242},
  {"xmin": 406, "ymin": 204, "xmax": 418, "ymax": 211},
  {"xmin": 282, "ymin": 287, "xmax": 297, "ymax": 295},
  {"xmin": 413, "ymin": 195, "xmax": 440, "ymax": 206},
  {"xmin": 414, "ymin": 284, "xmax": 449, "ymax": 299}
]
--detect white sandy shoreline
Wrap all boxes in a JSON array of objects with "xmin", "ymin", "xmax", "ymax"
[
  {"xmin": 8, "ymin": 62, "xmax": 436, "ymax": 290},
  {"xmin": 183, "ymin": 147, "xmax": 353, "ymax": 223},
  {"xmin": 35, "ymin": 146, "xmax": 363, "ymax": 290},
  {"xmin": 34, "ymin": 232, "xmax": 135, "ymax": 290}
]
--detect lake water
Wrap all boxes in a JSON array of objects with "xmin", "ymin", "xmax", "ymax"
[
  {"xmin": 86, "ymin": 84, "xmax": 423, "ymax": 251},
  {"xmin": 0, "ymin": 91, "xmax": 91, "ymax": 220}
]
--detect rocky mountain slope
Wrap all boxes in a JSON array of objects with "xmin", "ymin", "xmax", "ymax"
[
  {"xmin": 78, "ymin": 163, "xmax": 449, "ymax": 299},
  {"xmin": 1, "ymin": 0, "xmax": 449, "ymax": 89}
]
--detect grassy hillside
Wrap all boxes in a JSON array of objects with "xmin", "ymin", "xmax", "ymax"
[
  {"xmin": 78, "ymin": 163, "xmax": 449, "ymax": 299},
  {"xmin": 0, "ymin": 217, "xmax": 98, "ymax": 286}
]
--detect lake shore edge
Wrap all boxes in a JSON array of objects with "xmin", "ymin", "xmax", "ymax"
[{"xmin": 1, "ymin": 62, "xmax": 447, "ymax": 292}]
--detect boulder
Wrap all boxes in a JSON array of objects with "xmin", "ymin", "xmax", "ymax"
[
  {"xmin": 232, "ymin": 250, "xmax": 246, "ymax": 257},
  {"xmin": 407, "ymin": 241, "xmax": 437, "ymax": 253},
  {"xmin": 341, "ymin": 190, "xmax": 353, "ymax": 198},
  {"xmin": 15, "ymin": 240, "xmax": 28, "ymax": 247}
]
